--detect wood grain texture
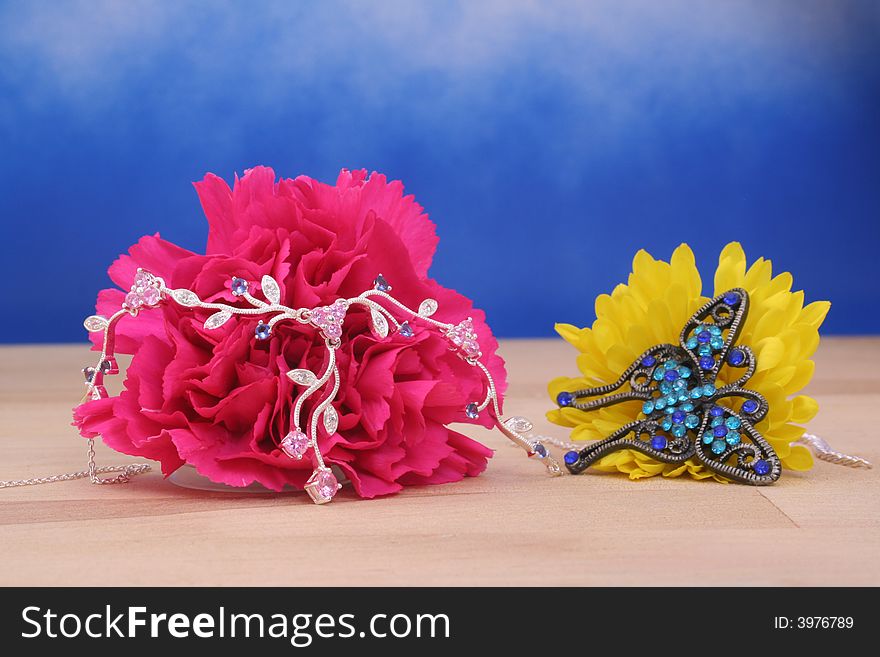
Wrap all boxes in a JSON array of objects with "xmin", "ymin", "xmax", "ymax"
[{"xmin": 1, "ymin": 338, "xmax": 877, "ymax": 586}]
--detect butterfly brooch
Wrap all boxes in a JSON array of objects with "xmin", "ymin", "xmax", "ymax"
[{"xmin": 556, "ymin": 289, "xmax": 781, "ymax": 485}]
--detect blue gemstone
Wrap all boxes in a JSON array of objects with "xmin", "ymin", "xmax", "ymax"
[
  {"xmin": 710, "ymin": 336, "xmax": 724, "ymax": 350},
  {"xmin": 465, "ymin": 402, "xmax": 480, "ymax": 419},
  {"xmin": 697, "ymin": 330, "xmax": 712, "ymax": 344},
  {"xmin": 659, "ymin": 381, "xmax": 672, "ymax": 394},
  {"xmin": 713, "ymin": 425, "xmax": 728, "ymax": 438},
  {"xmin": 398, "ymin": 321, "xmax": 414, "ymax": 338},
  {"xmin": 682, "ymin": 402, "xmax": 695, "ymax": 412},
  {"xmin": 699, "ymin": 356, "xmax": 715, "ymax": 371},
  {"xmin": 709, "ymin": 325, "xmax": 722, "ymax": 336},
  {"xmin": 753, "ymin": 459, "xmax": 771, "ymax": 476},
  {"xmin": 711, "ymin": 417, "xmax": 724, "ymax": 428},
  {"xmin": 664, "ymin": 370, "xmax": 680, "ymax": 382},
  {"xmin": 564, "ymin": 451, "xmax": 580, "ymax": 465},
  {"xmin": 533, "ymin": 442, "xmax": 548, "ymax": 458},
  {"xmin": 557, "ymin": 391, "xmax": 575, "ymax": 407},
  {"xmin": 711, "ymin": 440, "xmax": 727, "ymax": 455},
  {"xmin": 710, "ymin": 405, "xmax": 725, "ymax": 417},
  {"xmin": 642, "ymin": 401, "xmax": 655, "ymax": 415},
  {"xmin": 671, "ymin": 425, "xmax": 686, "ymax": 438},
  {"xmin": 655, "ymin": 397, "xmax": 667, "ymax": 410},
  {"xmin": 685, "ymin": 414, "xmax": 700, "ymax": 428},
  {"xmin": 723, "ymin": 291, "xmax": 740, "ymax": 306},
  {"xmin": 652, "ymin": 368, "xmax": 665, "ymax": 381},
  {"xmin": 727, "ymin": 348, "xmax": 746, "ymax": 366},
  {"xmin": 678, "ymin": 366, "xmax": 691, "ymax": 379},
  {"xmin": 254, "ymin": 321, "xmax": 271, "ymax": 340},
  {"xmin": 677, "ymin": 392, "xmax": 689, "ymax": 403},
  {"xmin": 702, "ymin": 433, "xmax": 713, "ymax": 445},
  {"xmin": 665, "ymin": 395, "xmax": 677, "ymax": 406},
  {"xmin": 686, "ymin": 337, "xmax": 699, "ymax": 349},
  {"xmin": 690, "ymin": 388, "xmax": 702, "ymax": 399},
  {"xmin": 673, "ymin": 379, "xmax": 687, "ymax": 390},
  {"xmin": 373, "ymin": 274, "xmax": 391, "ymax": 292},
  {"xmin": 651, "ymin": 435, "xmax": 668, "ymax": 450},
  {"xmin": 641, "ymin": 355, "xmax": 656, "ymax": 367},
  {"xmin": 725, "ymin": 416, "xmax": 741, "ymax": 430},
  {"xmin": 231, "ymin": 277, "xmax": 248, "ymax": 297},
  {"xmin": 661, "ymin": 417, "xmax": 673, "ymax": 431},
  {"xmin": 725, "ymin": 431, "xmax": 741, "ymax": 446},
  {"xmin": 701, "ymin": 384, "xmax": 715, "ymax": 397},
  {"xmin": 664, "ymin": 360, "xmax": 678, "ymax": 370},
  {"xmin": 698, "ymin": 345, "xmax": 713, "ymax": 356},
  {"xmin": 742, "ymin": 399, "xmax": 759, "ymax": 414},
  {"xmin": 672, "ymin": 410, "xmax": 686, "ymax": 424}
]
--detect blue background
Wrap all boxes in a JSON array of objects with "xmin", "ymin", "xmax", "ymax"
[{"xmin": 1, "ymin": 0, "xmax": 877, "ymax": 342}]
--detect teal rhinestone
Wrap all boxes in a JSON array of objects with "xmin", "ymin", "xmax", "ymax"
[
  {"xmin": 642, "ymin": 401, "xmax": 655, "ymax": 415},
  {"xmin": 678, "ymin": 366, "xmax": 691, "ymax": 379},
  {"xmin": 709, "ymin": 325, "xmax": 722, "ymax": 336},
  {"xmin": 677, "ymin": 393, "xmax": 689, "ymax": 403},
  {"xmin": 686, "ymin": 337, "xmax": 698, "ymax": 349},
  {"xmin": 702, "ymin": 384, "xmax": 714, "ymax": 397},
  {"xmin": 655, "ymin": 397, "xmax": 667, "ymax": 410},
  {"xmin": 661, "ymin": 418, "xmax": 673, "ymax": 431},
  {"xmin": 652, "ymin": 368, "xmax": 664, "ymax": 381},
  {"xmin": 660, "ymin": 381, "xmax": 672, "ymax": 394},
  {"xmin": 702, "ymin": 433, "xmax": 713, "ymax": 445},
  {"xmin": 666, "ymin": 395, "xmax": 677, "ymax": 406},
  {"xmin": 710, "ymin": 440, "xmax": 726, "ymax": 455},
  {"xmin": 672, "ymin": 425, "xmax": 686, "ymax": 438},
  {"xmin": 710, "ymin": 336, "xmax": 724, "ymax": 350},
  {"xmin": 682, "ymin": 402, "xmax": 695, "ymax": 412},
  {"xmin": 711, "ymin": 417, "xmax": 724, "ymax": 427},
  {"xmin": 690, "ymin": 388, "xmax": 702, "ymax": 399},
  {"xmin": 664, "ymin": 360, "xmax": 678, "ymax": 370},
  {"xmin": 698, "ymin": 345, "xmax": 712, "ymax": 356},
  {"xmin": 673, "ymin": 379, "xmax": 686, "ymax": 390},
  {"xmin": 725, "ymin": 416, "xmax": 741, "ymax": 430},
  {"xmin": 726, "ymin": 431, "xmax": 741, "ymax": 446},
  {"xmin": 685, "ymin": 414, "xmax": 700, "ymax": 428}
]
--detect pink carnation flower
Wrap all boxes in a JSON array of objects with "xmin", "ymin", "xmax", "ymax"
[{"xmin": 73, "ymin": 167, "xmax": 505, "ymax": 498}]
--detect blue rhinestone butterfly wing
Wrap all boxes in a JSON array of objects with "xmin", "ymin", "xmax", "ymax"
[
  {"xmin": 562, "ymin": 288, "xmax": 780, "ymax": 484},
  {"xmin": 680, "ymin": 289, "xmax": 780, "ymax": 484},
  {"xmin": 560, "ymin": 343, "xmax": 699, "ymax": 474}
]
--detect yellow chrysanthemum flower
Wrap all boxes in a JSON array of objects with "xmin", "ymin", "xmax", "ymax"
[{"xmin": 547, "ymin": 242, "xmax": 827, "ymax": 481}]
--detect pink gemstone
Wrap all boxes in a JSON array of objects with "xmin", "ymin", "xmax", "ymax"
[
  {"xmin": 316, "ymin": 470, "xmax": 338, "ymax": 500},
  {"xmin": 134, "ymin": 270, "xmax": 152, "ymax": 287},
  {"xmin": 280, "ymin": 430, "xmax": 309, "ymax": 459},
  {"xmin": 324, "ymin": 323, "xmax": 342, "ymax": 338},
  {"xmin": 124, "ymin": 292, "xmax": 142, "ymax": 309},
  {"xmin": 141, "ymin": 286, "xmax": 161, "ymax": 306},
  {"xmin": 463, "ymin": 340, "xmax": 481, "ymax": 357}
]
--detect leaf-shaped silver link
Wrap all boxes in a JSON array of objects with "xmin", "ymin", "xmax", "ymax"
[
  {"xmin": 203, "ymin": 310, "xmax": 233, "ymax": 330},
  {"xmin": 370, "ymin": 309, "xmax": 389, "ymax": 338},
  {"xmin": 418, "ymin": 298, "xmax": 438, "ymax": 317},
  {"xmin": 323, "ymin": 405, "xmax": 339, "ymax": 434},
  {"xmin": 261, "ymin": 275, "xmax": 281, "ymax": 304},
  {"xmin": 170, "ymin": 289, "xmax": 200, "ymax": 307},
  {"xmin": 287, "ymin": 369, "xmax": 318, "ymax": 386},
  {"xmin": 83, "ymin": 315, "xmax": 109, "ymax": 332}
]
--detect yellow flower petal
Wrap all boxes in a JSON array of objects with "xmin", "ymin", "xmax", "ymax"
[{"xmin": 547, "ymin": 244, "xmax": 827, "ymax": 482}]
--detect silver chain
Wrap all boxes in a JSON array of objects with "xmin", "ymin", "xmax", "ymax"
[
  {"xmin": 0, "ymin": 438, "xmax": 151, "ymax": 488},
  {"xmin": 538, "ymin": 432, "xmax": 872, "ymax": 469},
  {"xmin": 793, "ymin": 433, "xmax": 872, "ymax": 469}
]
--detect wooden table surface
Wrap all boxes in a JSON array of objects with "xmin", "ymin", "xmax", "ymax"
[{"xmin": 1, "ymin": 338, "xmax": 877, "ymax": 586}]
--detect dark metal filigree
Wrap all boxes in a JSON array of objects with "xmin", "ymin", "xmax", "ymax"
[{"xmin": 558, "ymin": 288, "xmax": 781, "ymax": 485}]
